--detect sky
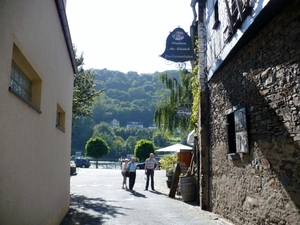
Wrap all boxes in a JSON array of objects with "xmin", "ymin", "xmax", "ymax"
[{"xmin": 66, "ymin": 0, "xmax": 194, "ymax": 74}]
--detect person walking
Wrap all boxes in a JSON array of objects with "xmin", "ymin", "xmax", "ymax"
[
  {"xmin": 126, "ymin": 157, "xmax": 137, "ymax": 192},
  {"xmin": 144, "ymin": 153, "xmax": 159, "ymax": 191},
  {"xmin": 121, "ymin": 158, "xmax": 129, "ymax": 189}
]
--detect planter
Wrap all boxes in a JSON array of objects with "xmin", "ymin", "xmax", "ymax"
[
  {"xmin": 179, "ymin": 176, "xmax": 197, "ymax": 202},
  {"xmin": 70, "ymin": 166, "xmax": 76, "ymax": 175},
  {"xmin": 166, "ymin": 180, "xmax": 172, "ymax": 188},
  {"xmin": 167, "ymin": 175, "xmax": 173, "ymax": 181},
  {"xmin": 166, "ymin": 175, "xmax": 173, "ymax": 188}
]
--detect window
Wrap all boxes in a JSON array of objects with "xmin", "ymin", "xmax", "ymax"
[
  {"xmin": 226, "ymin": 107, "xmax": 249, "ymax": 155},
  {"xmin": 10, "ymin": 61, "xmax": 32, "ymax": 101},
  {"xmin": 213, "ymin": 0, "xmax": 220, "ymax": 29},
  {"xmin": 224, "ymin": 0, "xmax": 253, "ymax": 37},
  {"xmin": 56, "ymin": 104, "xmax": 66, "ymax": 132},
  {"xmin": 9, "ymin": 44, "xmax": 42, "ymax": 113},
  {"xmin": 226, "ymin": 112, "xmax": 236, "ymax": 154}
]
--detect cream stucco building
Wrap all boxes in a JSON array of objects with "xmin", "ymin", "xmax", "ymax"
[{"xmin": 0, "ymin": 0, "xmax": 76, "ymax": 224}]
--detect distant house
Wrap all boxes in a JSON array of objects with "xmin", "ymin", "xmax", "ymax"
[
  {"xmin": 126, "ymin": 121, "xmax": 143, "ymax": 129},
  {"xmin": 110, "ymin": 119, "xmax": 120, "ymax": 127},
  {"xmin": 148, "ymin": 124, "xmax": 158, "ymax": 129},
  {"xmin": 0, "ymin": 0, "xmax": 76, "ymax": 224}
]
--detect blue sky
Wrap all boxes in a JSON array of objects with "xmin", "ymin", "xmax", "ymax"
[{"xmin": 66, "ymin": 0, "xmax": 194, "ymax": 74}]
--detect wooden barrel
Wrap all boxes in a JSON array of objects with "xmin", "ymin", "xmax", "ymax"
[{"xmin": 179, "ymin": 176, "xmax": 197, "ymax": 202}]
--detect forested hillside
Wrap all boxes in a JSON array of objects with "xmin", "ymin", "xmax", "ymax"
[
  {"xmin": 91, "ymin": 69, "xmax": 180, "ymax": 126},
  {"xmin": 71, "ymin": 69, "xmax": 181, "ymax": 158}
]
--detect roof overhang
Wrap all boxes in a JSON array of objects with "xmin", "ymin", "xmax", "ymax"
[{"xmin": 55, "ymin": 0, "xmax": 77, "ymax": 75}]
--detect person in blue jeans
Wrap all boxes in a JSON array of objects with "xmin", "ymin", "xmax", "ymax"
[
  {"xmin": 144, "ymin": 153, "xmax": 159, "ymax": 191},
  {"xmin": 126, "ymin": 157, "xmax": 137, "ymax": 192}
]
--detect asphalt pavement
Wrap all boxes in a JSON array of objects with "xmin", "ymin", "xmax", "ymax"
[{"xmin": 60, "ymin": 168, "xmax": 233, "ymax": 225}]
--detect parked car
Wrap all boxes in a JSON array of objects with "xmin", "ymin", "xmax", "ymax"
[
  {"xmin": 136, "ymin": 162, "xmax": 145, "ymax": 169},
  {"xmin": 70, "ymin": 161, "xmax": 77, "ymax": 175},
  {"xmin": 75, "ymin": 158, "xmax": 91, "ymax": 168}
]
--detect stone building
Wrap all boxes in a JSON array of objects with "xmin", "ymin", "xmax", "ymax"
[
  {"xmin": 193, "ymin": 0, "xmax": 300, "ymax": 224},
  {"xmin": 0, "ymin": 0, "xmax": 76, "ymax": 224}
]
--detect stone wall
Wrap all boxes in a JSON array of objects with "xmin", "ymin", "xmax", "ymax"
[{"xmin": 207, "ymin": 0, "xmax": 300, "ymax": 224}]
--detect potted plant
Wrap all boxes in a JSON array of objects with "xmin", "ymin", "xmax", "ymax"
[
  {"xmin": 178, "ymin": 168, "xmax": 197, "ymax": 202},
  {"xmin": 166, "ymin": 166, "xmax": 175, "ymax": 188}
]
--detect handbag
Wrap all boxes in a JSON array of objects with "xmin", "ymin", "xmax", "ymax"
[{"xmin": 125, "ymin": 162, "xmax": 131, "ymax": 177}]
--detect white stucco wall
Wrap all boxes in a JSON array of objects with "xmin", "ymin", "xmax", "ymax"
[{"xmin": 0, "ymin": 0, "xmax": 74, "ymax": 224}]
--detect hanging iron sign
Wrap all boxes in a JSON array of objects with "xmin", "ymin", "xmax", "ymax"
[
  {"xmin": 160, "ymin": 27, "xmax": 196, "ymax": 63},
  {"xmin": 176, "ymin": 107, "xmax": 192, "ymax": 118}
]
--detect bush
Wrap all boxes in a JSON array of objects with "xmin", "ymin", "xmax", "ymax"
[{"xmin": 159, "ymin": 154, "xmax": 177, "ymax": 170}]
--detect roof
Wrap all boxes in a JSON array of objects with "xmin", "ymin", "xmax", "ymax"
[{"xmin": 156, "ymin": 143, "xmax": 193, "ymax": 153}]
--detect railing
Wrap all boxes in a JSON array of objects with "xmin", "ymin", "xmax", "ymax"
[{"xmin": 90, "ymin": 161, "xmax": 121, "ymax": 169}]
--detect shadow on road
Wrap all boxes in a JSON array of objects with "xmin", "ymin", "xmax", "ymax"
[
  {"xmin": 60, "ymin": 194, "xmax": 128, "ymax": 225},
  {"xmin": 128, "ymin": 190, "xmax": 147, "ymax": 198}
]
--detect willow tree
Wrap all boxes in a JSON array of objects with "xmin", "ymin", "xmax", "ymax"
[{"xmin": 154, "ymin": 69, "xmax": 197, "ymax": 134}]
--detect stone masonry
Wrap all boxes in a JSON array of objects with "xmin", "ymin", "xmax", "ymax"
[{"xmin": 206, "ymin": 1, "xmax": 300, "ymax": 224}]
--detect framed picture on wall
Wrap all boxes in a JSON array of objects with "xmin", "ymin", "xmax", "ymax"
[{"xmin": 234, "ymin": 108, "xmax": 249, "ymax": 153}]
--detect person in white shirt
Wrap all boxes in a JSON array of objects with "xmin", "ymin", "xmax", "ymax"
[
  {"xmin": 144, "ymin": 153, "xmax": 159, "ymax": 191},
  {"xmin": 121, "ymin": 158, "xmax": 129, "ymax": 189}
]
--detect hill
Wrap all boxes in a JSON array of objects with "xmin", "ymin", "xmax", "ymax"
[{"xmin": 71, "ymin": 69, "xmax": 181, "ymax": 156}]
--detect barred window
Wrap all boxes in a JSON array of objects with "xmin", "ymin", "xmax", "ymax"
[
  {"xmin": 10, "ymin": 60, "xmax": 32, "ymax": 102},
  {"xmin": 9, "ymin": 43, "xmax": 42, "ymax": 113}
]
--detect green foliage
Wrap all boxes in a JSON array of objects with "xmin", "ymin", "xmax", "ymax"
[
  {"xmin": 71, "ymin": 68, "xmax": 190, "ymax": 156},
  {"xmin": 153, "ymin": 131, "xmax": 170, "ymax": 148},
  {"xmin": 190, "ymin": 38, "xmax": 200, "ymax": 132},
  {"xmin": 134, "ymin": 139, "xmax": 155, "ymax": 162},
  {"xmin": 159, "ymin": 154, "xmax": 178, "ymax": 171},
  {"xmin": 71, "ymin": 117, "xmax": 94, "ymax": 155},
  {"xmin": 93, "ymin": 122, "xmax": 114, "ymax": 137},
  {"xmin": 91, "ymin": 69, "xmax": 180, "ymax": 127},
  {"xmin": 72, "ymin": 47, "xmax": 103, "ymax": 124},
  {"xmin": 85, "ymin": 136, "xmax": 110, "ymax": 159},
  {"xmin": 124, "ymin": 136, "xmax": 137, "ymax": 153},
  {"xmin": 154, "ymin": 70, "xmax": 196, "ymax": 134}
]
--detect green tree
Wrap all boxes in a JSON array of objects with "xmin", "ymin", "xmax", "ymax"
[
  {"xmin": 110, "ymin": 136, "xmax": 125, "ymax": 158},
  {"xmin": 72, "ymin": 47, "xmax": 103, "ymax": 124},
  {"xmin": 154, "ymin": 70, "xmax": 196, "ymax": 134},
  {"xmin": 153, "ymin": 131, "xmax": 169, "ymax": 148},
  {"xmin": 124, "ymin": 136, "xmax": 136, "ymax": 153},
  {"xmin": 134, "ymin": 139, "xmax": 155, "ymax": 162},
  {"xmin": 85, "ymin": 137, "xmax": 110, "ymax": 168},
  {"xmin": 71, "ymin": 117, "xmax": 94, "ymax": 155},
  {"xmin": 93, "ymin": 122, "xmax": 114, "ymax": 137}
]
